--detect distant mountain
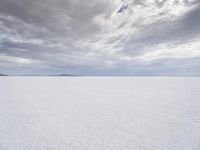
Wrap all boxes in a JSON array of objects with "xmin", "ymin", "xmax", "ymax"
[
  {"xmin": 0, "ymin": 74, "xmax": 77, "ymax": 76},
  {"xmin": 59, "ymin": 74, "xmax": 76, "ymax": 76},
  {"xmin": 0, "ymin": 74, "xmax": 7, "ymax": 76},
  {"xmin": 46, "ymin": 74, "xmax": 77, "ymax": 77}
]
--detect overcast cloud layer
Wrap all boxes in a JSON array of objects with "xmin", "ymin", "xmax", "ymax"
[{"xmin": 0, "ymin": 0, "xmax": 200, "ymax": 75}]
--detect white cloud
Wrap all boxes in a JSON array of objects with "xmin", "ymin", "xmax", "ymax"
[
  {"xmin": 137, "ymin": 38, "xmax": 200, "ymax": 61},
  {"xmin": 0, "ymin": 53, "xmax": 39, "ymax": 64}
]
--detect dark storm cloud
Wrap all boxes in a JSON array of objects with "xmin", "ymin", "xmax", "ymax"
[
  {"xmin": 0, "ymin": 0, "xmax": 110, "ymax": 38},
  {"xmin": 0, "ymin": 0, "xmax": 113, "ymax": 74},
  {"xmin": 177, "ymin": 2, "xmax": 200, "ymax": 37}
]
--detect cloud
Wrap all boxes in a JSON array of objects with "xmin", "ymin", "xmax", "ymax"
[{"xmin": 0, "ymin": 0, "xmax": 200, "ymax": 75}]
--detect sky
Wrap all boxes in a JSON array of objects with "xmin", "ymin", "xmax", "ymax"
[{"xmin": 0, "ymin": 0, "xmax": 200, "ymax": 76}]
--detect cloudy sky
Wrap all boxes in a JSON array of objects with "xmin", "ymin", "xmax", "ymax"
[{"xmin": 0, "ymin": 0, "xmax": 200, "ymax": 75}]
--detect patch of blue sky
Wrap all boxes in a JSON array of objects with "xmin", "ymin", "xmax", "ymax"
[{"xmin": 117, "ymin": 4, "xmax": 128, "ymax": 13}]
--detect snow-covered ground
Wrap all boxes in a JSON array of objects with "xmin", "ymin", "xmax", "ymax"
[{"xmin": 0, "ymin": 77, "xmax": 200, "ymax": 150}]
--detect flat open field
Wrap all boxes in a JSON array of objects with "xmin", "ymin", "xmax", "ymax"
[{"xmin": 0, "ymin": 77, "xmax": 200, "ymax": 150}]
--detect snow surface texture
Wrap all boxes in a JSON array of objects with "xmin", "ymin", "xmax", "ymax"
[{"xmin": 0, "ymin": 77, "xmax": 200, "ymax": 150}]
